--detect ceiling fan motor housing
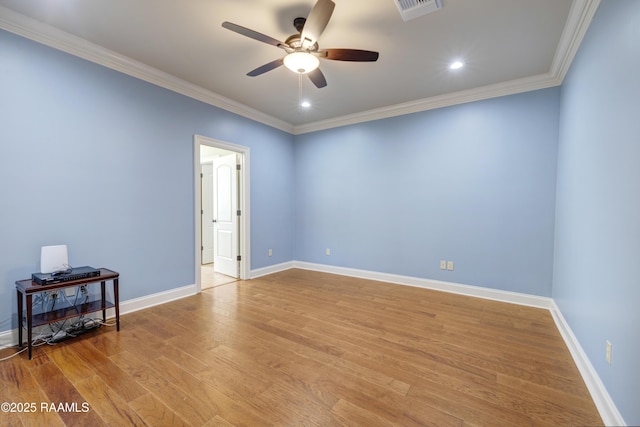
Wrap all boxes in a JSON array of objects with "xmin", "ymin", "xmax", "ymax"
[{"xmin": 284, "ymin": 34, "xmax": 319, "ymax": 52}]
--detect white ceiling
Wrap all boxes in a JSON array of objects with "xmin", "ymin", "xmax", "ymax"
[{"xmin": 0, "ymin": 0, "xmax": 599, "ymax": 134}]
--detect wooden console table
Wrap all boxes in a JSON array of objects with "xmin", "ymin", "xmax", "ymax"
[{"xmin": 15, "ymin": 268, "xmax": 119, "ymax": 359}]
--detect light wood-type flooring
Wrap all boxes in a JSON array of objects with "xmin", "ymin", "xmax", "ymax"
[
  {"xmin": 201, "ymin": 263, "xmax": 238, "ymax": 290},
  {"xmin": 0, "ymin": 269, "xmax": 602, "ymax": 426}
]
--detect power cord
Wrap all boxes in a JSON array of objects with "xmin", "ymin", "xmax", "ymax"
[
  {"xmin": 51, "ymin": 263, "xmax": 73, "ymax": 276},
  {"xmin": 0, "ymin": 346, "xmax": 27, "ymax": 361},
  {"xmin": 0, "ymin": 326, "xmax": 54, "ymax": 361}
]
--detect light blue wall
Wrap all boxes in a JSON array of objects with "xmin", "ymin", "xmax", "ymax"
[
  {"xmin": 0, "ymin": 29, "xmax": 295, "ymax": 333},
  {"xmin": 294, "ymin": 88, "xmax": 560, "ymax": 296},
  {"xmin": 553, "ymin": 1, "xmax": 640, "ymax": 424}
]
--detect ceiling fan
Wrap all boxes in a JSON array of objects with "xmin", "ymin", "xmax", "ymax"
[{"xmin": 222, "ymin": 0, "xmax": 379, "ymax": 88}]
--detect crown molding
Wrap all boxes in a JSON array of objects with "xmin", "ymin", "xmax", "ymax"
[
  {"xmin": 294, "ymin": 0, "xmax": 600, "ymax": 135},
  {"xmin": 0, "ymin": 6, "xmax": 294, "ymax": 134},
  {"xmin": 0, "ymin": 1, "xmax": 599, "ymax": 136},
  {"xmin": 551, "ymin": 0, "xmax": 601, "ymax": 81},
  {"xmin": 293, "ymin": 72, "xmax": 562, "ymax": 134}
]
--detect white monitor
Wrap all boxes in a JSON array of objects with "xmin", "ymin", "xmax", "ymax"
[{"xmin": 40, "ymin": 245, "xmax": 69, "ymax": 274}]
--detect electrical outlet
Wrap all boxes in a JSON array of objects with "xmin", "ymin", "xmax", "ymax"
[
  {"xmin": 447, "ymin": 261, "xmax": 454, "ymax": 271},
  {"xmin": 606, "ymin": 341, "xmax": 612, "ymax": 365},
  {"xmin": 326, "ymin": 248, "xmax": 331, "ymax": 256},
  {"xmin": 440, "ymin": 260, "xmax": 446, "ymax": 270},
  {"xmin": 268, "ymin": 248, "xmax": 273, "ymax": 257}
]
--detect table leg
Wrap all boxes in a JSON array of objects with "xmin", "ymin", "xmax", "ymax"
[
  {"xmin": 101, "ymin": 281, "xmax": 106, "ymax": 323},
  {"xmin": 114, "ymin": 278, "xmax": 120, "ymax": 331},
  {"xmin": 16, "ymin": 290, "xmax": 23, "ymax": 348},
  {"xmin": 26, "ymin": 294, "xmax": 32, "ymax": 360}
]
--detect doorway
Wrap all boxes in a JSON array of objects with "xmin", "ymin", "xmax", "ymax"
[{"xmin": 194, "ymin": 135, "xmax": 250, "ymax": 291}]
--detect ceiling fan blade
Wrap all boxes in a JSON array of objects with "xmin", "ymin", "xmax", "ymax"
[
  {"xmin": 300, "ymin": 0, "xmax": 335, "ymax": 48},
  {"xmin": 247, "ymin": 58, "xmax": 284, "ymax": 77},
  {"xmin": 222, "ymin": 21, "xmax": 286, "ymax": 49},
  {"xmin": 319, "ymin": 49, "xmax": 379, "ymax": 62},
  {"xmin": 307, "ymin": 68, "xmax": 327, "ymax": 88}
]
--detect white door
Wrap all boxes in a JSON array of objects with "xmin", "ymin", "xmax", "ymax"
[
  {"xmin": 201, "ymin": 163, "xmax": 214, "ymax": 264},
  {"xmin": 213, "ymin": 153, "xmax": 239, "ymax": 277}
]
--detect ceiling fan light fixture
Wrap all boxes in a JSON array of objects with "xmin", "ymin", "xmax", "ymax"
[{"xmin": 284, "ymin": 52, "xmax": 320, "ymax": 74}]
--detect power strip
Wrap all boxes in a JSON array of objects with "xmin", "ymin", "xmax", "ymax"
[{"xmin": 49, "ymin": 322, "xmax": 101, "ymax": 343}]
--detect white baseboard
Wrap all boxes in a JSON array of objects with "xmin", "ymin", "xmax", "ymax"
[
  {"xmin": 0, "ymin": 283, "xmax": 198, "ymax": 351},
  {"xmin": 292, "ymin": 261, "xmax": 553, "ymax": 309},
  {"xmin": 103, "ymin": 283, "xmax": 198, "ymax": 319},
  {"xmin": 250, "ymin": 261, "xmax": 296, "ymax": 279},
  {"xmin": 549, "ymin": 301, "xmax": 625, "ymax": 426},
  {"xmin": 0, "ymin": 328, "xmax": 18, "ymax": 350}
]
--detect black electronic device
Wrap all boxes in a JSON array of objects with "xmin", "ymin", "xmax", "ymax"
[{"xmin": 32, "ymin": 266, "xmax": 100, "ymax": 286}]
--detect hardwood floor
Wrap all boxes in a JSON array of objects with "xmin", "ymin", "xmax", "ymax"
[{"xmin": 0, "ymin": 269, "xmax": 602, "ymax": 426}]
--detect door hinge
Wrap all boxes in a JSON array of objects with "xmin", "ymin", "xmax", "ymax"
[
  {"xmin": 201, "ymin": 209, "xmax": 204, "ymax": 215},
  {"xmin": 201, "ymin": 246, "xmax": 203, "ymax": 251},
  {"xmin": 236, "ymin": 164, "xmax": 241, "ymax": 171},
  {"xmin": 200, "ymin": 172, "xmax": 203, "ymax": 178},
  {"xmin": 237, "ymin": 255, "xmax": 242, "ymax": 261},
  {"xmin": 237, "ymin": 210, "xmax": 241, "ymax": 216}
]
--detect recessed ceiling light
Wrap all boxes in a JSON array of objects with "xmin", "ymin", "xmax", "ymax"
[
  {"xmin": 449, "ymin": 61, "xmax": 464, "ymax": 70},
  {"xmin": 300, "ymin": 101, "xmax": 311, "ymax": 108}
]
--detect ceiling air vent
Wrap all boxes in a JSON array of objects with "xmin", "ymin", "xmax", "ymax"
[{"xmin": 395, "ymin": 0, "xmax": 442, "ymax": 22}]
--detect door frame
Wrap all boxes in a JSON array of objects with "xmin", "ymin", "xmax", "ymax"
[
  {"xmin": 194, "ymin": 135, "xmax": 250, "ymax": 291},
  {"xmin": 200, "ymin": 162, "xmax": 214, "ymax": 264}
]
